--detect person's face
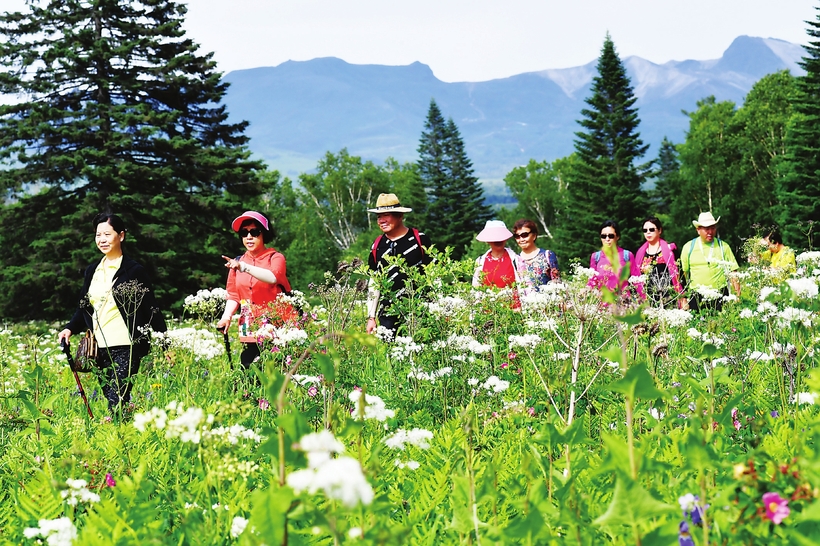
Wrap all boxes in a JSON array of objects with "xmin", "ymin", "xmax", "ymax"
[
  {"xmin": 697, "ymin": 225, "xmax": 717, "ymax": 243},
  {"xmin": 600, "ymin": 226, "xmax": 618, "ymax": 248},
  {"xmin": 765, "ymin": 237, "xmax": 778, "ymax": 252},
  {"xmin": 489, "ymin": 240, "xmax": 507, "ymax": 251},
  {"xmin": 95, "ymin": 221, "xmax": 124, "ymax": 258},
  {"xmin": 239, "ymin": 221, "xmax": 265, "ymax": 252},
  {"xmin": 377, "ymin": 212, "xmax": 403, "ymax": 235},
  {"xmin": 514, "ymin": 227, "xmax": 535, "ymax": 251},
  {"xmin": 643, "ymin": 221, "xmax": 661, "ymax": 244}
]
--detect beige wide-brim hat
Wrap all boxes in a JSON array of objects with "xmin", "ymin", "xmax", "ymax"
[
  {"xmin": 367, "ymin": 193, "xmax": 413, "ymax": 213},
  {"xmin": 692, "ymin": 211, "xmax": 720, "ymax": 228},
  {"xmin": 476, "ymin": 220, "xmax": 513, "ymax": 242}
]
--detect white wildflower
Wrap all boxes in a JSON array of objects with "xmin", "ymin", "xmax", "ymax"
[
  {"xmin": 287, "ymin": 456, "xmax": 374, "ymax": 508},
  {"xmin": 777, "ymin": 307, "xmax": 813, "ymax": 329},
  {"xmin": 786, "ymin": 277, "xmax": 819, "ymax": 299},
  {"xmin": 795, "ymin": 392, "xmax": 818, "ymax": 406},
  {"xmin": 23, "ymin": 517, "xmax": 77, "ymax": 545},
  {"xmin": 230, "ymin": 516, "xmax": 249, "ymax": 538},
  {"xmin": 349, "ymin": 390, "xmax": 395, "ymax": 422},
  {"xmin": 482, "ymin": 375, "xmax": 509, "ymax": 394},
  {"xmin": 678, "ymin": 493, "xmax": 697, "ymax": 512},
  {"xmin": 748, "ymin": 350, "xmax": 773, "ymax": 362},
  {"xmin": 509, "ymin": 333, "xmax": 541, "ymax": 349},
  {"xmin": 383, "ymin": 428, "xmax": 433, "ymax": 450}
]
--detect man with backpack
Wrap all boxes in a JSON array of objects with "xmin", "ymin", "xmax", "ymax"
[
  {"xmin": 680, "ymin": 212, "xmax": 741, "ymax": 312},
  {"xmin": 365, "ymin": 193, "xmax": 432, "ymax": 335}
]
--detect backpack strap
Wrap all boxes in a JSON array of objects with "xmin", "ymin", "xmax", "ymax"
[
  {"xmin": 371, "ymin": 234, "xmax": 384, "ymax": 263},
  {"xmin": 623, "ymin": 249, "xmax": 631, "ymax": 262},
  {"xmin": 412, "ymin": 228, "xmax": 424, "ymax": 257},
  {"xmin": 595, "ymin": 251, "xmax": 601, "ymax": 265}
]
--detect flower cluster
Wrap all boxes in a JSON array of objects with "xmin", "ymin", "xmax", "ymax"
[
  {"xmin": 508, "ymin": 333, "xmax": 541, "ymax": 350},
  {"xmin": 349, "ymin": 389, "xmax": 395, "ymax": 422},
  {"xmin": 383, "ymin": 428, "xmax": 433, "ymax": 450},
  {"xmin": 424, "ymin": 295, "xmax": 468, "ymax": 317},
  {"xmin": 24, "ymin": 517, "xmax": 77, "ymax": 546},
  {"xmin": 152, "ymin": 327, "xmax": 224, "ymax": 360},
  {"xmin": 481, "ymin": 375, "xmax": 510, "ymax": 395},
  {"xmin": 287, "ymin": 430, "xmax": 374, "ymax": 508},
  {"xmin": 643, "ymin": 307, "xmax": 693, "ymax": 328},
  {"xmin": 183, "ymin": 288, "xmax": 227, "ymax": 322},
  {"xmin": 60, "ymin": 478, "xmax": 101, "ymax": 506},
  {"xmin": 255, "ymin": 325, "xmax": 309, "ymax": 346},
  {"xmin": 407, "ymin": 365, "xmax": 453, "ymax": 383},
  {"xmin": 133, "ymin": 401, "xmax": 263, "ymax": 446},
  {"xmin": 389, "ymin": 336, "xmax": 424, "ymax": 361}
]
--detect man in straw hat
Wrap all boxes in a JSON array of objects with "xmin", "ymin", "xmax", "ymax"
[
  {"xmin": 680, "ymin": 211, "xmax": 740, "ymax": 312},
  {"xmin": 365, "ymin": 193, "xmax": 433, "ymax": 336}
]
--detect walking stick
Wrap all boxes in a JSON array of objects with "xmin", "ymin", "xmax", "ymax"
[
  {"xmin": 60, "ymin": 339, "xmax": 94, "ymax": 420},
  {"xmin": 220, "ymin": 327, "xmax": 232, "ymax": 365}
]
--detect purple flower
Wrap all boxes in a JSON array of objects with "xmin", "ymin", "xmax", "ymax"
[
  {"xmin": 678, "ymin": 521, "xmax": 695, "ymax": 546},
  {"xmin": 307, "ymin": 385, "xmax": 318, "ymax": 398},
  {"xmin": 104, "ymin": 473, "xmax": 116, "ymax": 487},
  {"xmin": 771, "ymin": 410, "xmax": 779, "ymax": 418},
  {"xmin": 258, "ymin": 398, "xmax": 270, "ymax": 410}
]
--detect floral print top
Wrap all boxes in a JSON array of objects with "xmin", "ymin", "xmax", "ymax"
[{"xmin": 517, "ymin": 248, "xmax": 559, "ymax": 288}]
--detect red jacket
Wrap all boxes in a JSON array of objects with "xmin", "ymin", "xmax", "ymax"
[{"xmin": 226, "ymin": 247, "xmax": 291, "ymax": 307}]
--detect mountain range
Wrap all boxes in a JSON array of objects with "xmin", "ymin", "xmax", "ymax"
[{"xmin": 222, "ymin": 36, "xmax": 805, "ymax": 188}]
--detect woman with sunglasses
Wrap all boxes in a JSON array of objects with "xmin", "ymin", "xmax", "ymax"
[
  {"xmin": 588, "ymin": 220, "xmax": 637, "ymax": 294},
  {"xmin": 217, "ymin": 211, "xmax": 295, "ymax": 368},
  {"xmin": 634, "ymin": 216, "xmax": 684, "ymax": 307},
  {"xmin": 471, "ymin": 220, "xmax": 522, "ymax": 289},
  {"xmin": 512, "ymin": 219, "xmax": 559, "ymax": 288}
]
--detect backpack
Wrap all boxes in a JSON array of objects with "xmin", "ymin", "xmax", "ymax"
[
  {"xmin": 371, "ymin": 228, "xmax": 424, "ymax": 263},
  {"xmin": 594, "ymin": 248, "xmax": 632, "ymax": 266}
]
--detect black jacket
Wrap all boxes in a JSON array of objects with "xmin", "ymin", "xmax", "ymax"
[{"xmin": 65, "ymin": 255, "xmax": 167, "ymax": 358}]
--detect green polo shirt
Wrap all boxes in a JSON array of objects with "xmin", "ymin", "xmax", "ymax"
[{"xmin": 681, "ymin": 237, "xmax": 739, "ymax": 289}]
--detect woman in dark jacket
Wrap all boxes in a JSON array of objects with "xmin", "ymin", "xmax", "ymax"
[{"xmin": 58, "ymin": 213, "xmax": 166, "ymax": 414}]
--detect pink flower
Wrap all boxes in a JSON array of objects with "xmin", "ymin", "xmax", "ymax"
[
  {"xmin": 258, "ymin": 398, "xmax": 270, "ymax": 411},
  {"xmin": 527, "ymin": 407, "xmax": 536, "ymax": 416},
  {"xmin": 500, "ymin": 362, "xmax": 509, "ymax": 369},
  {"xmin": 285, "ymin": 354, "xmax": 292, "ymax": 366},
  {"xmin": 508, "ymin": 352, "xmax": 517, "ymax": 360},
  {"xmin": 104, "ymin": 473, "xmax": 116, "ymax": 487},
  {"xmin": 307, "ymin": 385, "xmax": 318, "ymax": 398},
  {"xmin": 762, "ymin": 492, "xmax": 790, "ymax": 524}
]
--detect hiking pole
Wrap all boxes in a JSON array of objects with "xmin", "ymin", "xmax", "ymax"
[
  {"xmin": 219, "ymin": 326, "xmax": 232, "ymax": 365},
  {"xmin": 60, "ymin": 339, "xmax": 94, "ymax": 420}
]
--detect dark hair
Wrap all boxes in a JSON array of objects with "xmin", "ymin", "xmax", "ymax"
[
  {"xmin": 93, "ymin": 212, "xmax": 127, "ymax": 234},
  {"xmin": 239, "ymin": 217, "xmax": 274, "ymax": 243},
  {"xmin": 765, "ymin": 229, "xmax": 783, "ymax": 245},
  {"xmin": 599, "ymin": 220, "xmax": 620, "ymax": 237},
  {"xmin": 642, "ymin": 216, "xmax": 663, "ymax": 232},
  {"xmin": 513, "ymin": 219, "xmax": 539, "ymax": 237}
]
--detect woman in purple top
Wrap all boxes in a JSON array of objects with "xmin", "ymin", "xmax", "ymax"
[{"xmin": 588, "ymin": 220, "xmax": 637, "ymax": 294}]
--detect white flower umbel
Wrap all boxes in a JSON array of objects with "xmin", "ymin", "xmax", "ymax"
[
  {"xmin": 442, "ymin": 334, "xmax": 492, "ymax": 354},
  {"xmin": 747, "ymin": 350, "xmax": 774, "ymax": 362},
  {"xmin": 424, "ymin": 295, "xmax": 468, "ymax": 317},
  {"xmin": 509, "ymin": 333, "xmax": 541, "ymax": 350},
  {"xmin": 795, "ymin": 392, "xmax": 818, "ymax": 406},
  {"xmin": 389, "ymin": 336, "xmax": 424, "ymax": 361},
  {"xmin": 797, "ymin": 251, "xmax": 820, "ymax": 267},
  {"xmin": 693, "ymin": 285, "xmax": 722, "ymax": 301},
  {"xmin": 759, "ymin": 286, "xmax": 778, "ymax": 301},
  {"xmin": 786, "ymin": 277, "xmax": 819, "ymax": 299},
  {"xmin": 482, "ymin": 375, "xmax": 510, "ymax": 394},
  {"xmin": 739, "ymin": 308, "xmax": 755, "ymax": 319},
  {"xmin": 287, "ymin": 430, "xmax": 374, "ymax": 508},
  {"xmin": 374, "ymin": 325, "xmax": 394, "ymax": 343},
  {"xmin": 643, "ymin": 307, "xmax": 692, "ymax": 328},
  {"xmin": 230, "ymin": 516, "xmax": 249, "ymax": 538},
  {"xmin": 151, "ymin": 327, "xmax": 224, "ymax": 360},
  {"xmin": 23, "ymin": 517, "xmax": 77, "ymax": 546},
  {"xmin": 406, "ymin": 365, "xmax": 453, "ymax": 383},
  {"xmin": 524, "ymin": 318, "xmax": 558, "ymax": 331},
  {"xmin": 777, "ymin": 307, "xmax": 813, "ymax": 329},
  {"xmin": 255, "ymin": 325, "xmax": 309, "ymax": 346},
  {"xmin": 383, "ymin": 428, "xmax": 433, "ymax": 450},
  {"xmin": 678, "ymin": 493, "xmax": 697, "ymax": 512},
  {"xmin": 60, "ymin": 479, "xmax": 101, "ymax": 506},
  {"xmin": 349, "ymin": 389, "xmax": 395, "ymax": 422}
]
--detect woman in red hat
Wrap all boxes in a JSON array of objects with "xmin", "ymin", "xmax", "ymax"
[{"xmin": 217, "ymin": 211, "xmax": 295, "ymax": 367}]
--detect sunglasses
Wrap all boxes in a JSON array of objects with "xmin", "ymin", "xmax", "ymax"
[
  {"xmin": 239, "ymin": 228, "xmax": 262, "ymax": 238},
  {"xmin": 643, "ymin": 227, "xmax": 657, "ymax": 233},
  {"xmin": 513, "ymin": 231, "xmax": 531, "ymax": 239},
  {"xmin": 600, "ymin": 233, "xmax": 616, "ymax": 240}
]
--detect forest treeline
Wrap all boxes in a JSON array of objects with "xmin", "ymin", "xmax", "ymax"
[{"xmin": 0, "ymin": 1, "xmax": 819, "ymax": 321}]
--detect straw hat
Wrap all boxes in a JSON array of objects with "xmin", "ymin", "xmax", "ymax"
[{"xmin": 367, "ymin": 193, "xmax": 413, "ymax": 213}]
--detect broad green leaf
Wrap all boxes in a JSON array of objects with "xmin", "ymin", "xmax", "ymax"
[
  {"xmin": 599, "ymin": 345, "xmax": 625, "ymax": 369},
  {"xmin": 594, "ymin": 476, "xmax": 675, "ymax": 528},
  {"xmin": 314, "ymin": 352, "xmax": 336, "ymax": 382},
  {"xmin": 608, "ymin": 364, "xmax": 666, "ymax": 401}
]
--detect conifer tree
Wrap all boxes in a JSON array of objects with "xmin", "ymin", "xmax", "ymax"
[
  {"xmin": 558, "ymin": 35, "xmax": 650, "ymax": 259},
  {"xmin": 0, "ymin": 0, "xmax": 263, "ymax": 318},
  {"xmin": 417, "ymin": 100, "xmax": 492, "ymax": 260},
  {"xmin": 780, "ymin": 8, "xmax": 820, "ymax": 249}
]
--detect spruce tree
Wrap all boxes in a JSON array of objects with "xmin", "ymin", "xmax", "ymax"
[
  {"xmin": 417, "ymin": 100, "xmax": 492, "ymax": 260},
  {"xmin": 780, "ymin": 8, "xmax": 820, "ymax": 249},
  {"xmin": 0, "ymin": 0, "xmax": 263, "ymax": 318},
  {"xmin": 558, "ymin": 35, "xmax": 650, "ymax": 259}
]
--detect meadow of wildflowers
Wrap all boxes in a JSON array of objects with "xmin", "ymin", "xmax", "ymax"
[{"xmin": 1, "ymin": 249, "xmax": 820, "ymax": 544}]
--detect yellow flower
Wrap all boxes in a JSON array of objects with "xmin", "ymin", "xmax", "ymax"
[
  {"xmin": 733, "ymin": 463, "xmax": 748, "ymax": 480},
  {"xmin": 151, "ymin": 383, "xmax": 162, "ymax": 389}
]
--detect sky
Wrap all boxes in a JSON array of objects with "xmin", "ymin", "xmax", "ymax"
[
  {"xmin": 0, "ymin": 1, "xmax": 816, "ymax": 82},
  {"xmin": 178, "ymin": 0, "xmax": 818, "ymax": 82}
]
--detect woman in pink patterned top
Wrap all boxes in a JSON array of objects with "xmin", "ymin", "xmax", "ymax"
[{"xmin": 634, "ymin": 216, "xmax": 684, "ymax": 307}]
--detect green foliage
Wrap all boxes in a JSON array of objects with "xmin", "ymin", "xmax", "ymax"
[
  {"xmin": 0, "ymin": 0, "xmax": 264, "ymax": 319},
  {"xmin": 558, "ymin": 34, "xmax": 651, "ymax": 259}
]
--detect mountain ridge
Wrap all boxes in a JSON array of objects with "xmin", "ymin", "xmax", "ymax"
[{"xmin": 222, "ymin": 36, "xmax": 805, "ymax": 182}]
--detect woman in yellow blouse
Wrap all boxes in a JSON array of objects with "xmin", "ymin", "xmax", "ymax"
[{"xmin": 762, "ymin": 229, "xmax": 796, "ymax": 274}]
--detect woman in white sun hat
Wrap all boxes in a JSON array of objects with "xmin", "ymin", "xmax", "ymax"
[{"xmin": 472, "ymin": 220, "xmax": 522, "ymax": 289}]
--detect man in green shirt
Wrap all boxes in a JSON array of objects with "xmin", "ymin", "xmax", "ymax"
[{"xmin": 681, "ymin": 212, "xmax": 741, "ymax": 312}]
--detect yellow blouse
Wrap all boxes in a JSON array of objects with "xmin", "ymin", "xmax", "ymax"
[{"xmin": 88, "ymin": 256, "xmax": 131, "ymax": 348}]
